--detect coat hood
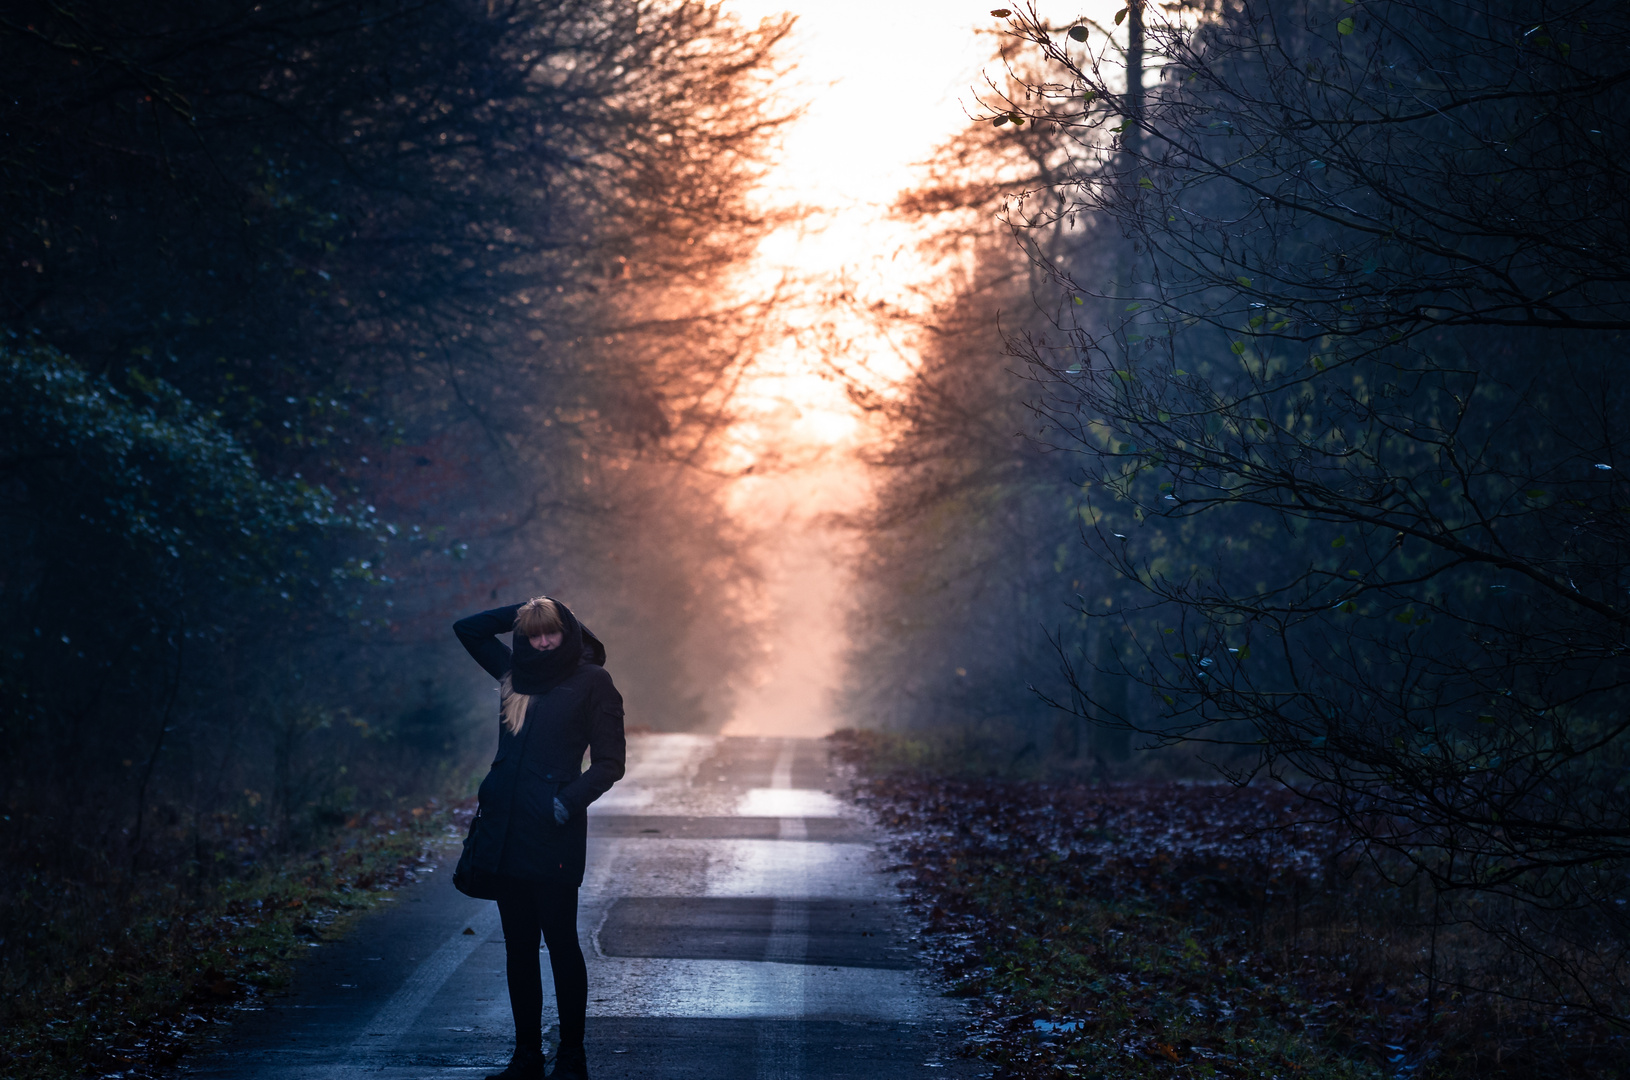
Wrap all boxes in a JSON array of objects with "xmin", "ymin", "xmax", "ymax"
[{"xmin": 509, "ymin": 597, "xmax": 606, "ymax": 693}]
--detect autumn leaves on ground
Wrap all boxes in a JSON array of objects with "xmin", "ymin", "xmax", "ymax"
[
  {"xmin": 4, "ymin": 802, "xmax": 459, "ymax": 1079},
  {"xmin": 833, "ymin": 734, "xmax": 1623, "ymax": 1080},
  {"xmin": 9, "ymin": 739, "xmax": 1625, "ymax": 1080}
]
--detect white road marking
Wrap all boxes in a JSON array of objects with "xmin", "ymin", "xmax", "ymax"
[
  {"xmin": 770, "ymin": 742, "xmax": 796, "ymax": 790},
  {"xmin": 762, "ymin": 742, "xmax": 810, "ymax": 1079}
]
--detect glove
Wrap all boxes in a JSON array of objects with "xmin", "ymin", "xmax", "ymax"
[{"xmin": 553, "ymin": 797, "xmax": 569, "ymax": 825}]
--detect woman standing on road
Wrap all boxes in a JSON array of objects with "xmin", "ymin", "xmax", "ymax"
[{"xmin": 454, "ymin": 596, "xmax": 626, "ymax": 1080}]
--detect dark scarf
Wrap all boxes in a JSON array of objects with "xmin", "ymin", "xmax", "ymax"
[{"xmin": 509, "ymin": 597, "xmax": 585, "ymax": 695}]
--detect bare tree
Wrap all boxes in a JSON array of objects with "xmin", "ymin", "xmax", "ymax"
[
  {"xmin": 976, "ymin": 0, "xmax": 1630, "ymax": 1016},
  {"xmin": 0, "ymin": 0, "xmax": 793, "ymax": 1009}
]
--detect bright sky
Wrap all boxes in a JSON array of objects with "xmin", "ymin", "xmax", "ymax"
[
  {"xmin": 713, "ymin": 0, "xmax": 1112, "ymax": 735},
  {"xmin": 714, "ymin": 0, "xmax": 1001, "ymax": 736},
  {"xmin": 716, "ymin": 0, "xmax": 1118, "ymax": 461},
  {"xmin": 727, "ymin": 0, "xmax": 999, "ymax": 206},
  {"xmin": 717, "ymin": 0, "xmax": 1004, "ymax": 463}
]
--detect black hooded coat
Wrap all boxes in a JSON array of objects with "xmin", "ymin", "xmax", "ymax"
[{"xmin": 453, "ymin": 599, "xmax": 626, "ymax": 885}]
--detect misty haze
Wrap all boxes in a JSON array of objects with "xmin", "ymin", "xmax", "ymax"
[{"xmin": 2, "ymin": 1, "xmax": 1627, "ymax": 1079}]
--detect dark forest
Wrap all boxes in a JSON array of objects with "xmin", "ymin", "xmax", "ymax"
[
  {"xmin": 1, "ymin": 0, "xmax": 790, "ymax": 1061},
  {"xmin": 2, "ymin": 0, "xmax": 1626, "ymax": 1077}
]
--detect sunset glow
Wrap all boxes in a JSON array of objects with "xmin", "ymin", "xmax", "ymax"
[
  {"xmin": 716, "ymin": 0, "xmax": 1001, "ymax": 462},
  {"xmin": 716, "ymin": 1, "xmax": 1001, "ymax": 736},
  {"xmin": 712, "ymin": 1, "xmax": 1135, "ymax": 736}
]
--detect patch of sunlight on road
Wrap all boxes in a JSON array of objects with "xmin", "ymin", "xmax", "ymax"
[
  {"xmin": 572, "ymin": 736, "xmax": 956, "ymax": 1026},
  {"xmin": 577, "ymin": 959, "xmax": 927, "ymax": 1020},
  {"xmin": 735, "ymin": 788, "xmax": 849, "ymax": 818},
  {"xmin": 589, "ymin": 734, "xmax": 713, "ymax": 813}
]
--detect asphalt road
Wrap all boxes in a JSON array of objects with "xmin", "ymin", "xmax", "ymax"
[{"xmin": 183, "ymin": 736, "xmax": 984, "ymax": 1080}]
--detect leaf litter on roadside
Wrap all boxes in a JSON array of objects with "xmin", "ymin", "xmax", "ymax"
[
  {"xmin": 2, "ymin": 800, "xmax": 467, "ymax": 1080},
  {"xmin": 830, "ymin": 732, "xmax": 1625, "ymax": 1080}
]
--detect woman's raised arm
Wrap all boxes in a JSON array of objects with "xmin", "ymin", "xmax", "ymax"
[{"xmin": 452, "ymin": 603, "xmax": 523, "ymax": 681}]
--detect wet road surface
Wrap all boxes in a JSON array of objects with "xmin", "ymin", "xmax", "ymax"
[{"xmin": 184, "ymin": 736, "xmax": 984, "ymax": 1079}]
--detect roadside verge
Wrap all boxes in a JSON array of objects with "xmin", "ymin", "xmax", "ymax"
[{"xmin": 2, "ymin": 800, "xmax": 469, "ymax": 1080}]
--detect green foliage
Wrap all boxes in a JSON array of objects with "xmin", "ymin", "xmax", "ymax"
[{"xmin": 0, "ymin": 342, "xmax": 367, "ymax": 594}]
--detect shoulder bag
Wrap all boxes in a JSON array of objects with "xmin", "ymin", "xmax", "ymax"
[{"xmin": 453, "ymin": 695, "xmax": 539, "ymax": 900}]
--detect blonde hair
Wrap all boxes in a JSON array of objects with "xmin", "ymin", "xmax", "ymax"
[
  {"xmin": 515, "ymin": 596, "xmax": 563, "ymax": 639},
  {"xmin": 502, "ymin": 598, "xmax": 565, "ymax": 735},
  {"xmin": 500, "ymin": 674, "xmax": 529, "ymax": 735}
]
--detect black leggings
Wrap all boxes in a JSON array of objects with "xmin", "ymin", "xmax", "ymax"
[{"xmin": 495, "ymin": 876, "xmax": 587, "ymax": 1051}]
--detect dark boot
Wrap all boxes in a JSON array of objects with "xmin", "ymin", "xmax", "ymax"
[
  {"xmin": 548, "ymin": 1043, "xmax": 588, "ymax": 1080},
  {"xmin": 485, "ymin": 1047, "xmax": 546, "ymax": 1080}
]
